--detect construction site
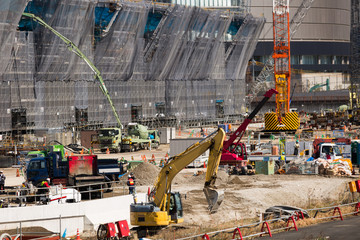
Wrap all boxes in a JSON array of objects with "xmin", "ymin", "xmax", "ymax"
[{"xmin": 1, "ymin": 0, "xmax": 360, "ymax": 239}]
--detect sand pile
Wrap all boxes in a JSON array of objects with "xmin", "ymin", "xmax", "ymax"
[{"xmin": 121, "ymin": 162, "xmax": 161, "ymax": 186}]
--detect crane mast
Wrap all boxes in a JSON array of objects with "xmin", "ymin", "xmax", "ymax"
[
  {"xmin": 264, "ymin": 0, "xmax": 299, "ymax": 131},
  {"xmin": 273, "ymin": 0, "xmax": 291, "ymax": 122}
]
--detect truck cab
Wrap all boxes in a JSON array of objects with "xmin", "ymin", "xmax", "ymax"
[
  {"xmin": 25, "ymin": 150, "xmax": 47, "ymax": 168},
  {"xmin": 26, "ymin": 152, "xmax": 68, "ymax": 185},
  {"xmin": 319, "ymin": 143, "xmax": 343, "ymax": 160},
  {"xmin": 98, "ymin": 128, "xmax": 122, "ymax": 153},
  {"xmin": 312, "ymin": 138, "xmax": 350, "ymax": 160}
]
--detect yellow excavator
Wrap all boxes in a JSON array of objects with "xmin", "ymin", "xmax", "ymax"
[{"xmin": 130, "ymin": 128, "xmax": 226, "ymax": 236}]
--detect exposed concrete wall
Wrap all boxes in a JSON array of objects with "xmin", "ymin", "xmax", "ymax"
[{"xmin": 0, "ymin": 193, "xmax": 147, "ymax": 237}]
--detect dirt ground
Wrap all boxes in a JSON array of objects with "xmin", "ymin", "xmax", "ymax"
[
  {"xmin": 0, "ymin": 139, "xmax": 356, "ymax": 238},
  {"xmin": 131, "ymin": 163, "xmax": 354, "ymax": 228}
]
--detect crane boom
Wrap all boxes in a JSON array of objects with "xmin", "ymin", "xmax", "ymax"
[
  {"xmin": 223, "ymin": 89, "xmax": 278, "ymax": 151},
  {"xmin": 22, "ymin": 12, "xmax": 123, "ymax": 129}
]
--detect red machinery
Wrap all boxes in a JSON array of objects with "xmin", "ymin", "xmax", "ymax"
[{"xmin": 220, "ymin": 89, "xmax": 278, "ymax": 167}]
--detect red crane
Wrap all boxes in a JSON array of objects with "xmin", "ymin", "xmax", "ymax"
[{"xmin": 220, "ymin": 89, "xmax": 278, "ymax": 170}]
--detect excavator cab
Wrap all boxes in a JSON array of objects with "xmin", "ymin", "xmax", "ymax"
[{"xmin": 169, "ymin": 192, "xmax": 183, "ymax": 222}]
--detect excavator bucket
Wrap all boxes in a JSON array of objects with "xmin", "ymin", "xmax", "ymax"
[{"xmin": 203, "ymin": 187, "xmax": 224, "ymax": 213}]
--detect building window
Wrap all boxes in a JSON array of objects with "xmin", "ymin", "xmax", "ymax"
[
  {"xmin": 291, "ymin": 55, "xmax": 300, "ymax": 64},
  {"xmin": 334, "ymin": 56, "xmax": 342, "ymax": 64},
  {"xmin": 319, "ymin": 55, "xmax": 332, "ymax": 65},
  {"xmin": 301, "ymin": 55, "xmax": 317, "ymax": 65}
]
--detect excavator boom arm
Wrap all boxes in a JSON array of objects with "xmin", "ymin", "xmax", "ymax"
[{"xmin": 152, "ymin": 128, "xmax": 226, "ymax": 212}]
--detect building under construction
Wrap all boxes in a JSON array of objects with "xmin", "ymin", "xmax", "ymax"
[{"xmin": 0, "ymin": 0, "xmax": 264, "ymax": 139}]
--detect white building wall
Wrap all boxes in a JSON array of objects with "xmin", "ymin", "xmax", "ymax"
[
  {"xmin": 0, "ymin": 194, "xmax": 147, "ymax": 237},
  {"xmin": 301, "ymin": 72, "xmax": 350, "ymax": 92}
]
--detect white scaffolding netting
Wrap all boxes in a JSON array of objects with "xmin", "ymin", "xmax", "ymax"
[
  {"xmin": 0, "ymin": 0, "xmax": 265, "ymax": 132},
  {"xmin": 0, "ymin": 0, "xmax": 28, "ymax": 76}
]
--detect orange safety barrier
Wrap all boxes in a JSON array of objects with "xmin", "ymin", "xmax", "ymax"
[
  {"xmin": 232, "ymin": 228, "xmax": 243, "ymax": 240},
  {"xmin": 259, "ymin": 221, "xmax": 272, "ymax": 237},
  {"xmin": 332, "ymin": 207, "xmax": 343, "ymax": 221},
  {"xmin": 286, "ymin": 216, "xmax": 298, "ymax": 231}
]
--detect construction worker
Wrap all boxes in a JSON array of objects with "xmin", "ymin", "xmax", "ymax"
[
  {"xmin": 0, "ymin": 171, "xmax": 6, "ymax": 194},
  {"xmin": 41, "ymin": 178, "xmax": 51, "ymax": 188},
  {"xmin": 200, "ymin": 127, "xmax": 205, "ymax": 137},
  {"xmin": 277, "ymin": 152, "xmax": 286, "ymax": 171},
  {"xmin": 127, "ymin": 173, "xmax": 136, "ymax": 195},
  {"xmin": 159, "ymin": 159, "xmax": 165, "ymax": 168},
  {"xmin": 37, "ymin": 178, "xmax": 50, "ymax": 202},
  {"xmin": 294, "ymin": 140, "xmax": 300, "ymax": 156},
  {"xmin": 0, "ymin": 199, "xmax": 7, "ymax": 208}
]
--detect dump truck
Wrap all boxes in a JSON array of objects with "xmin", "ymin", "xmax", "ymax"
[
  {"xmin": 26, "ymin": 154, "xmax": 107, "ymax": 198},
  {"xmin": 121, "ymin": 123, "xmax": 160, "ymax": 152}
]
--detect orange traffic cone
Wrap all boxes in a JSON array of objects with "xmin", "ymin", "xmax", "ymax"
[
  {"xmin": 16, "ymin": 169, "xmax": 20, "ymax": 177},
  {"xmin": 76, "ymin": 228, "xmax": 81, "ymax": 240},
  {"xmin": 71, "ymin": 152, "xmax": 74, "ymax": 156},
  {"xmin": 65, "ymin": 152, "xmax": 68, "ymax": 158},
  {"xmin": 80, "ymin": 149, "xmax": 84, "ymax": 155},
  {"xmin": 106, "ymin": 148, "xmax": 110, "ymax": 154}
]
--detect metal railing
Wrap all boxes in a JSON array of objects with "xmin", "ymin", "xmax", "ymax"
[
  {"xmin": 175, "ymin": 201, "xmax": 360, "ymax": 240},
  {"xmin": 0, "ymin": 214, "xmax": 85, "ymax": 240},
  {"xmin": 0, "ymin": 180, "xmax": 133, "ymax": 207}
]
